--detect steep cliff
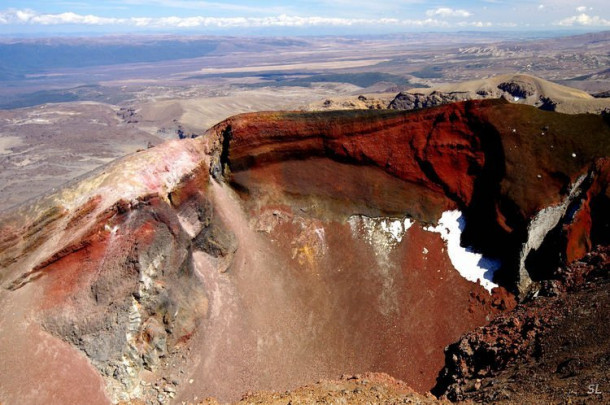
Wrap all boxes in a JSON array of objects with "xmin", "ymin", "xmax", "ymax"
[{"xmin": 208, "ymin": 99, "xmax": 610, "ymax": 293}]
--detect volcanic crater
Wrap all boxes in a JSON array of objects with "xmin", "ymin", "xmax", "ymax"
[{"xmin": 0, "ymin": 98, "xmax": 609, "ymax": 404}]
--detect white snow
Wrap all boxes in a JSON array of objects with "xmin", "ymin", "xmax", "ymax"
[
  {"xmin": 380, "ymin": 218, "xmax": 414, "ymax": 242},
  {"xmin": 347, "ymin": 212, "xmax": 501, "ymax": 294},
  {"xmin": 348, "ymin": 215, "xmax": 413, "ymax": 247},
  {"xmin": 425, "ymin": 210, "xmax": 500, "ymax": 292}
]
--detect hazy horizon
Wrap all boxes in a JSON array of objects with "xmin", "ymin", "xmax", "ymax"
[{"xmin": 1, "ymin": 1, "xmax": 609, "ymax": 36}]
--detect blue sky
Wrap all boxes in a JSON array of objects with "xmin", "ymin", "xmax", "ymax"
[{"xmin": 0, "ymin": 1, "xmax": 609, "ymax": 35}]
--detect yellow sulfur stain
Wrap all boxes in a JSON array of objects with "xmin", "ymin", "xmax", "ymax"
[{"xmin": 293, "ymin": 244, "xmax": 316, "ymax": 270}]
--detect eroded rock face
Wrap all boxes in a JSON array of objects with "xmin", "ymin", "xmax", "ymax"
[
  {"xmin": 208, "ymin": 105, "xmax": 488, "ymax": 216},
  {"xmin": 0, "ymin": 100, "xmax": 609, "ymax": 403},
  {"xmin": 38, "ymin": 195, "xmax": 210, "ymax": 401},
  {"xmin": 209, "ymin": 100, "xmax": 610, "ymax": 293},
  {"xmin": 0, "ymin": 139, "xmax": 216, "ymax": 403},
  {"xmin": 496, "ymin": 79, "xmax": 537, "ymax": 99}
]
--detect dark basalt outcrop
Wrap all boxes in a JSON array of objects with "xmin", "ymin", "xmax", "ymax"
[
  {"xmin": 496, "ymin": 79, "xmax": 537, "ymax": 99},
  {"xmin": 0, "ymin": 99, "xmax": 609, "ymax": 404},
  {"xmin": 388, "ymin": 91, "xmax": 472, "ymax": 111}
]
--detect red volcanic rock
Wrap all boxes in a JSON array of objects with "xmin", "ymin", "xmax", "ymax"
[
  {"xmin": 1, "ymin": 100, "xmax": 609, "ymax": 403},
  {"xmin": 210, "ymin": 100, "xmax": 610, "ymax": 293},
  {"xmin": 210, "ymin": 100, "xmax": 610, "ymax": 219},
  {"xmin": 210, "ymin": 105, "xmax": 486, "ymax": 215},
  {"xmin": 563, "ymin": 158, "xmax": 610, "ymax": 264},
  {"xmin": 490, "ymin": 287, "xmax": 517, "ymax": 312}
]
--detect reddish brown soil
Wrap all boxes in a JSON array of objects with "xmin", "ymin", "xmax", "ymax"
[
  {"xmin": 201, "ymin": 373, "xmax": 450, "ymax": 405},
  {"xmin": 185, "ymin": 246, "xmax": 608, "ymax": 405}
]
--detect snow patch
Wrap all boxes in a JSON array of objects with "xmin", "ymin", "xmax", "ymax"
[
  {"xmin": 425, "ymin": 210, "xmax": 500, "ymax": 292},
  {"xmin": 348, "ymin": 215, "xmax": 413, "ymax": 250}
]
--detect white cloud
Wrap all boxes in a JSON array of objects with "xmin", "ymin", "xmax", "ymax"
[
  {"xmin": 426, "ymin": 7, "xmax": 472, "ymax": 18},
  {"xmin": 576, "ymin": 6, "xmax": 587, "ymax": 12},
  {"xmin": 0, "ymin": 8, "xmax": 123, "ymax": 25},
  {"xmin": 557, "ymin": 13, "xmax": 610, "ymax": 26},
  {"xmin": 457, "ymin": 21, "xmax": 493, "ymax": 28},
  {"xmin": 33, "ymin": 12, "xmax": 123, "ymax": 25},
  {"xmin": 400, "ymin": 18, "xmax": 449, "ymax": 28},
  {"xmin": 0, "ymin": 9, "xmax": 463, "ymax": 29}
]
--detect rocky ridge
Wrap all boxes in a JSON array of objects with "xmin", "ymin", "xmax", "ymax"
[
  {"xmin": 389, "ymin": 74, "xmax": 610, "ymax": 115},
  {"xmin": 303, "ymin": 74, "xmax": 610, "ymax": 117}
]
